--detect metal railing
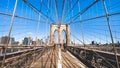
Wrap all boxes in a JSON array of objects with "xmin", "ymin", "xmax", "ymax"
[
  {"xmin": 0, "ymin": 46, "xmax": 53, "ymax": 68},
  {"xmin": 67, "ymin": 46, "xmax": 120, "ymax": 68}
]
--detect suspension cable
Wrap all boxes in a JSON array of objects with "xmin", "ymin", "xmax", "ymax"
[
  {"xmin": 55, "ymin": 0, "xmax": 59, "ymax": 23},
  {"xmin": 102, "ymin": 0, "xmax": 119, "ymax": 68},
  {"xmin": 64, "ymin": 0, "xmax": 79, "ymax": 22},
  {"xmin": 22, "ymin": 0, "xmax": 55, "ymax": 23},
  {"xmin": 61, "ymin": 0, "xmax": 65, "ymax": 23},
  {"xmin": 70, "ymin": 11, "xmax": 120, "ymax": 25},
  {"xmin": 1, "ymin": 0, "xmax": 18, "ymax": 67},
  {"xmin": 68, "ymin": 0, "xmax": 100, "ymax": 23}
]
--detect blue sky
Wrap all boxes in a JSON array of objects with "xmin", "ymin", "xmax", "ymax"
[{"xmin": 0, "ymin": 0, "xmax": 120, "ymax": 44}]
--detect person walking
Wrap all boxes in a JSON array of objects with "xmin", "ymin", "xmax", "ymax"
[
  {"xmin": 54, "ymin": 44, "xmax": 56, "ymax": 50},
  {"xmin": 63, "ymin": 43, "xmax": 67, "ymax": 52}
]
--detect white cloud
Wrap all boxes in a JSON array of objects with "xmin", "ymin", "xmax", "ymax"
[{"xmin": 27, "ymin": 32, "xmax": 33, "ymax": 35}]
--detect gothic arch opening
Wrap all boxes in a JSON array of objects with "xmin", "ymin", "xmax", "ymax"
[
  {"xmin": 62, "ymin": 30, "xmax": 66, "ymax": 44},
  {"xmin": 54, "ymin": 30, "xmax": 59, "ymax": 44}
]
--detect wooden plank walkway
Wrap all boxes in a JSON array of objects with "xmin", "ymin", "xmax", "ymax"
[{"xmin": 30, "ymin": 46, "xmax": 87, "ymax": 68}]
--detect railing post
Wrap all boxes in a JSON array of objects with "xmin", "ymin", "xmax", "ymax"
[
  {"xmin": 102, "ymin": 0, "xmax": 119, "ymax": 68},
  {"xmin": 1, "ymin": 46, "xmax": 5, "ymax": 54},
  {"xmin": 0, "ymin": 49, "xmax": 2, "ymax": 54}
]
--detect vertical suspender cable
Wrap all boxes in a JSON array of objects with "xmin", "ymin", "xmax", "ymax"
[
  {"xmin": 1, "ymin": 0, "xmax": 18, "ymax": 67},
  {"xmin": 78, "ymin": 0, "xmax": 86, "ymax": 57},
  {"xmin": 70, "ymin": 0, "xmax": 74, "ymax": 45},
  {"xmin": 102, "ymin": 0, "xmax": 119, "ymax": 68},
  {"xmin": 55, "ymin": 0, "xmax": 59, "ymax": 23},
  {"xmin": 70, "ymin": 0, "xmax": 73, "ymax": 23},
  {"xmin": 64, "ymin": 0, "xmax": 79, "ymax": 23},
  {"xmin": 105, "ymin": 30, "xmax": 109, "ymax": 51},
  {"xmin": 46, "ymin": 0, "xmax": 49, "ymax": 46},
  {"xmin": 68, "ymin": 0, "xmax": 71, "ymax": 24},
  {"xmin": 61, "ymin": 0, "xmax": 65, "ymax": 23},
  {"xmin": 36, "ymin": 14, "xmax": 41, "ymax": 46},
  {"xmin": 34, "ymin": 13, "xmax": 41, "ymax": 62},
  {"xmin": 34, "ymin": 0, "xmax": 42, "ymax": 62},
  {"xmin": 2, "ymin": 0, "xmax": 10, "ymax": 36}
]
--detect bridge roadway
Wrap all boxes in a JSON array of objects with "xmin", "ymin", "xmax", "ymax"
[
  {"xmin": 30, "ymin": 45, "xmax": 86, "ymax": 68},
  {"xmin": 0, "ymin": 45, "xmax": 119, "ymax": 68}
]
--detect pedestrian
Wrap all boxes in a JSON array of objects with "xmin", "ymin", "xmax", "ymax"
[
  {"xmin": 63, "ymin": 43, "xmax": 67, "ymax": 52},
  {"xmin": 54, "ymin": 44, "xmax": 56, "ymax": 50}
]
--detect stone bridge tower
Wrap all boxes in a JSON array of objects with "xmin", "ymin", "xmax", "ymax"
[{"xmin": 50, "ymin": 23, "xmax": 70, "ymax": 46}]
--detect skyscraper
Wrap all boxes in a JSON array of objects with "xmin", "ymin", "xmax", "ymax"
[
  {"xmin": 1, "ymin": 36, "xmax": 10, "ymax": 44},
  {"xmin": 23, "ymin": 37, "xmax": 28, "ymax": 45},
  {"xmin": 9, "ymin": 37, "xmax": 15, "ymax": 45},
  {"xmin": 28, "ymin": 37, "xmax": 32, "ymax": 45}
]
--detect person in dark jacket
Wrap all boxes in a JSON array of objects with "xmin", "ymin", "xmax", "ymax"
[
  {"xmin": 63, "ymin": 43, "xmax": 67, "ymax": 51},
  {"xmin": 54, "ymin": 44, "xmax": 56, "ymax": 50}
]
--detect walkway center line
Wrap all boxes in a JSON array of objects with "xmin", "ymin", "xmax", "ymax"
[{"xmin": 58, "ymin": 48, "xmax": 62, "ymax": 68}]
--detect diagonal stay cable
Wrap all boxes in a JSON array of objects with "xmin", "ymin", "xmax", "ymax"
[
  {"xmin": 68, "ymin": 0, "xmax": 100, "ymax": 24},
  {"xmin": 64, "ymin": 0, "xmax": 80, "ymax": 22},
  {"xmin": 22, "ymin": 0, "xmax": 55, "ymax": 23},
  {"xmin": 0, "ymin": 12, "xmax": 41, "ymax": 22},
  {"xmin": 70, "ymin": 11, "xmax": 120, "ymax": 25}
]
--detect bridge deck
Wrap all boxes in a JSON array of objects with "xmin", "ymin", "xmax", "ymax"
[{"xmin": 30, "ymin": 46, "xmax": 86, "ymax": 68}]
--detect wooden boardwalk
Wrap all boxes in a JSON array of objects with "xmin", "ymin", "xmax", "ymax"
[{"xmin": 30, "ymin": 46, "xmax": 86, "ymax": 68}]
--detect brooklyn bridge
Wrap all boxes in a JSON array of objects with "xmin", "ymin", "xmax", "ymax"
[{"xmin": 0, "ymin": 0, "xmax": 120, "ymax": 68}]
